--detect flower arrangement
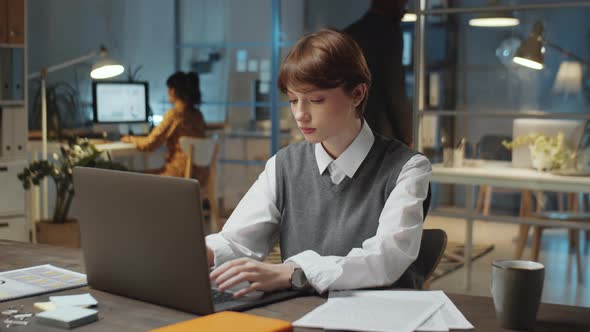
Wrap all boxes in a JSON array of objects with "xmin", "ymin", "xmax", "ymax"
[
  {"xmin": 17, "ymin": 137, "xmax": 127, "ymax": 223},
  {"xmin": 502, "ymin": 132, "xmax": 575, "ymax": 171}
]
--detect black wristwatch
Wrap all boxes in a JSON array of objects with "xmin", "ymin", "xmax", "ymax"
[{"xmin": 290, "ymin": 268, "xmax": 309, "ymax": 290}]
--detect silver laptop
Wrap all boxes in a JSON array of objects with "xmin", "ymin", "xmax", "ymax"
[{"xmin": 72, "ymin": 167, "xmax": 300, "ymax": 315}]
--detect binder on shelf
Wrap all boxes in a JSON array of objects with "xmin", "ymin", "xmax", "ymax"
[
  {"xmin": 0, "ymin": 48, "xmax": 24, "ymax": 102},
  {"xmin": 11, "ymin": 106, "xmax": 26, "ymax": 155},
  {"xmin": 10, "ymin": 49, "xmax": 24, "ymax": 101},
  {"xmin": 1, "ymin": 106, "xmax": 13, "ymax": 157},
  {"xmin": 1, "ymin": 106, "xmax": 26, "ymax": 157},
  {"xmin": 0, "ymin": 48, "xmax": 13, "ymax": 100}
]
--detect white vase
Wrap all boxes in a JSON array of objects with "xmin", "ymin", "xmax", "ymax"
[{"xmin": 529, "ymin": 145, "xmax": 553, "ymax": 172}]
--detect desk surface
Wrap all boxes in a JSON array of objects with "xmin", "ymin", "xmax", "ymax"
[
  {"xmin": 1, "ymin": 240, "xmax": 589, "ymax": 332},
  {"xmin": 432, "ymin": 162, "xmax": 590, "ymax": 193}
]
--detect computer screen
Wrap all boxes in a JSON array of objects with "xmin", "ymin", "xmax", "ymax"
[{"xmin": 92, "ymin": 81, "xmax": 149, "ymax": 123}]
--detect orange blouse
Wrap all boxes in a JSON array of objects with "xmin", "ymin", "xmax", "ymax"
[{"xmin": 133, "ymin": 107, "xmax": 208, "ymax": 182}]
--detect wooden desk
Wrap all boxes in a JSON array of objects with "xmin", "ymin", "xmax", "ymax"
[
  {"xmin": 431, "ymin": 162, "xmax": 590, "ymax": 289},
  {"xmin": 2, "ymin": 241, "xmax": 589, "ymax": 331}
]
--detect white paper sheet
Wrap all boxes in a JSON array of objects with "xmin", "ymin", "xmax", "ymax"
[
  {"xmin": 435, "ymin": 291, "xmax": 474, "ymax": 330},
  {"xmin": 416, "ymin": 310, "xmax": 449, "ymax": 332},
  {"xmin": 293, "ymin": 290, "xmax": 444, "ymax": 332},
  {"xmin": 50, "ymin": 293, "xmax": 98, "ymax": 308},
  {"xmin": 352, "ymin": 290, "xmax": 474, "ymax": 331}
]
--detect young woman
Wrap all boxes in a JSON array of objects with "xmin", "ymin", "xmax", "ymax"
[
  {"xmin": 122, "ymin": 71, "xmax": 207, "ymax": 183},
  {"xmin": 206, "ymin": 29, "xmax": 431, "ymax": 297}
]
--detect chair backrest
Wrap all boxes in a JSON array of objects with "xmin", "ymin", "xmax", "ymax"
[
  {"xmin": 423, "ymin": 183, "xmax": 432, "ymax": 220},
  {"xmin": 179, "ymin": 136, "xmax": 219, "ymax": 168},
  {"xmin": 419, "ymin": 229, "xmax": 448, "ymax": 285},
  {"xmin": 478, "ymin": 135, "xmax": 512, "ymax": 161}
]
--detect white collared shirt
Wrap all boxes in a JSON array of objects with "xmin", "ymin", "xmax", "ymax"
[{"xmin": 206, "ymin": 121, "xmax": 432, "ymax": 293}]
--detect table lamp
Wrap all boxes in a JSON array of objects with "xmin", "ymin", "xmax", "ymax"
[{"xmin": 513, "ymin": 21, "xmax": 590, "ymax": 70}]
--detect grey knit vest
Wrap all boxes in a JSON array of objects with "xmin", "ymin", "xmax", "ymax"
[{"xmin": 275, "ymin": 134, "xmax": 422, "ymax": 288}]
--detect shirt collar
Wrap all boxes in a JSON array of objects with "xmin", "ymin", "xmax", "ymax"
[{"xmin": 314, "ymin": 120, "xmax": 375, "ymax": 178}]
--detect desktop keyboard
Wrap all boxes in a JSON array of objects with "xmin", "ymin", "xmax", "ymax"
[{"xmin": 211, "ymin": 289, "xmax": 236, "ymax": 304}]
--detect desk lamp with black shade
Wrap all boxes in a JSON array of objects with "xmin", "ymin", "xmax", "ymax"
[{"xmin": 513, "ymin": 21, "xmax": 590, "ymax": 70}]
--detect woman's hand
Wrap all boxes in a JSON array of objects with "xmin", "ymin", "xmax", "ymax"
[
  {"xmin": 121, "ymin": 135, "xmax": 134, "ymax": 143},
  {"xmin": 210, "ymin": 258, "xmax": 297, "ymax": 298}
]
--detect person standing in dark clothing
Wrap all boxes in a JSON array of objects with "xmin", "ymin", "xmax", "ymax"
[{"xmin": 345, "ymin": 0, "xmax": 412, "ymax": 145}]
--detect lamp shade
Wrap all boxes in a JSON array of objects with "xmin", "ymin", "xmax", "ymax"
[
  {"xmin": 553, "ymin": 61, "xmax": 583, "ymax": 94},
  {"xmin": 402, "ymin": 13, "xmax": 417, "ymax": 22},
  {"xmin": 90, "ymin": 56, "xmax": 125, "ymax": 79},
  {"xmin": 469, "ymin": 12, "xmax": 519, "ymax": 27},
  {"xmin": 90, "ymin": 47, "xmax": 124, "ymax": 79},
  {"xmin": 513, "ymin": 22, "xmax": 545, "ymax": 70}
]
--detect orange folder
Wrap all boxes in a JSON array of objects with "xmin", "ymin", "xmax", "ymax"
[{"xmin": 149, "ymin": 311, "xmax": 293, "ymax": 332}]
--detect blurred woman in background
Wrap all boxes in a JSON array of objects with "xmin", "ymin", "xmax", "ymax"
[{"xmin": 122, "ymin": 71, "xmax": 208, "ymax": 183}]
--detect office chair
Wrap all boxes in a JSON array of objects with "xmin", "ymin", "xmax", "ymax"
[
  {"xmin": 420, "ymin": 229, "xmax": 448, "ymax": 289},
  {"xmin": 179, "ymin": 136, "xmax": 222, "ymax": 232},
  {"xmin": 522, "ymin": 192, "xmax": 589, "ymax": 283}
]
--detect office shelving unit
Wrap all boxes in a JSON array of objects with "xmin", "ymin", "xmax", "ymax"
[{"xmin": 0, "ymin": 0, "xmax": 29, "ymax": 242}]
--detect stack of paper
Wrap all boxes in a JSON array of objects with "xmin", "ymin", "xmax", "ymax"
[
  {"xmin": 293, "ymin": 290, "xmax": 473, "ymax": 332},
  {"xmin": 35, "ymin": 306, "xmax": 98, "ymax": 329},
  {"xmin": 50, "ymin": 293, "xmax": 99, "ymax": 308},
  {"xmin": 34, "ymin": 293, "xmax": 100, "ymax": 329}
]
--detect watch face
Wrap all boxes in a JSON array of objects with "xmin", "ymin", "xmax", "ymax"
[{"xmin": 291, "ymin": 268, "xmax": 307, "ymax": 289}]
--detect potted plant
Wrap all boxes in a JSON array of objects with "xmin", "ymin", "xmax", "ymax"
[
  {"xmin": 29, "ymin": 79, "xmax": 88, "ymax": 140},
  {"xmin": 502, "ymin": 132, "xmax": 575, "ymax": 172},
  {"xmin": 18, "ymin": 136, "xmax": 127, "ymax": 247}
]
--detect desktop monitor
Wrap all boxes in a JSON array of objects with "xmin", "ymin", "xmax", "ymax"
[{"xmin": 92, "ymin": 81, "xmax": 149, "ymax": 123}]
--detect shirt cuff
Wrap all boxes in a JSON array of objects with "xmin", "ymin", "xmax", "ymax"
[
  {"xmin": 205, "ymin": 233, "xmax": 238, "ymax": 267},
  {"xmin": 285, "ymin": 250, "xmax": 343, "ymax": 294}
]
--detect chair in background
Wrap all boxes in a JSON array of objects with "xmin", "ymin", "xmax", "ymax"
[
  {"xmin": 179, "ymin": 136, "xmax": 222, "ymax": 232},
  {"xmin": 518, "ymin": 192, "xmax": 590, "ymax": 283},
  {"xmin": 420, "ymin": 229, "xmax": 448, "ymax": 289}
]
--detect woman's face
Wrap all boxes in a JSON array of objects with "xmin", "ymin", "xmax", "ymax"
[
  {"xmin": 167, "ymin": 87, "xmax": 176, "ymax": 104},
  {"xmin": 287, "ymin": 85, "xmax": 365, "ymax": 144}
]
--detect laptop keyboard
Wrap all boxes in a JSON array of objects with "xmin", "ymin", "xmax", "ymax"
[{"xmin": 211, "ymin": 289, "xmax": 236, "ymax": 304}]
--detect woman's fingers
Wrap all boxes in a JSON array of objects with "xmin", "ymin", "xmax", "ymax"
[
  {"xmin": 217, "ymin": 271, "xmax": 256, "ymax": 292},
  {"xmin": 209, "ymin": 259, "xmax": 291, "ymax": 296},
  {"xmin": 212, "ymin": 262, "xmax": 255, "ymax": 285},
  {"xmin": 233, "ymin": 282, "xmax": 262, "ymax": 298},
  {"xmin": 210, "ymin": 257, "xmax": 249, "ymax": 279}
]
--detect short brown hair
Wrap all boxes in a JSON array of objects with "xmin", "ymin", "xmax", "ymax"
[{"xmin": 278, "ymin": 28, "xmax": 372, "ymax": 117}]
